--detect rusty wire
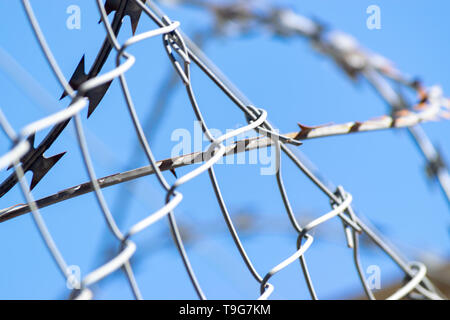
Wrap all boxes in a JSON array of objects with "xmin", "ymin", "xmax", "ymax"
[{"xmin": 0, "ymin": 0, "xmax": 449, "ymax": 300}]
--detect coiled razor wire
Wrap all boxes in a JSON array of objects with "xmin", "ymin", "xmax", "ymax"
[{"xmin": 0, "ymin": 0, "xmax": 449, "ymax": 300}]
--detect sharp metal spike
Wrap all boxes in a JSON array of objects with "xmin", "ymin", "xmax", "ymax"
[
  {"xmin": 170, "ymin": 168, "xmax": 178, "ymax": 178},
  {"xmin": 61, "ymin": 55, "xmax": 111, "ymax": 118},
  {"xmin": 349, "ymin": 121, "xmax": 362, "ymax": 133},
  {"xmin": 86, "ymin": 81, "xmax": 112, "ymax": 118},
  {"xmin": 294, "ymin": 122, "xmax": 333, "ymax": 140},
  {"xmin": 60, "ymin": 55, "xmax": 88, "ymax": 100},
  {"xmin": 100, "ymin": 0, "xmax": 144, "ymax": 35},
  {"xmin": 98, "ymin": 0, "xmax": 115, "ymax": 23},
  {"xmin": 29, "ymin": 152, "xmax": 66, "ymax": 190},
  {"xmin": 27, "ymin": 134, "xmax": 36, "ymax": 148},
  {"xmin": 129, "ymin": 10, "xmax": 142, "ymax": 35},
  {"xmin": 124, "ymin": 0, "xmax": 144, "ymax": 35}
]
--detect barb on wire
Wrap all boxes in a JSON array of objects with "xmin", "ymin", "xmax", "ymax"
[
  {"xmin": 0, "ymin": 0, "xmax": 147, "ymax": 198},
  {"xmin": 62, "ymin": 0, "xmax": 145, "ymax": 115},
  {"xmin": 101, "ymin": 0, "xmax": 144, "ymax": 34},
  {"xmin": 1, "ymin": 102, "xmax": 448, "ymax": 222},
  {"xmin": 6, "ymin": 0, "xmax": 151, "ymax": 300}
]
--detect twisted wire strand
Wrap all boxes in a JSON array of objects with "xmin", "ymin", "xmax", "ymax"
[
  {"xmin": 1, "ymin": 99, "xmax": 447, "ymax": 221},
  {"xmin": 0, "ymin": 0, "xmax": 447, "ymax": 300}
]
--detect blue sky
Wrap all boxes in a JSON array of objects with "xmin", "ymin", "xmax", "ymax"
[{"xmin": 0, "ymin": 0, "xmax": 449, "ymax": 299}]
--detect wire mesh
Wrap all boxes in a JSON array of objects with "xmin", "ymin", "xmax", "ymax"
[{"xmin": 0, "ymin": 0, "xmax": 449, "ymax": 300}]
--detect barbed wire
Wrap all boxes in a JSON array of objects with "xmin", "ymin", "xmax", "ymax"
[
  {"xmin": 2, "ymin": 97, "xmax": 448, "ymax": 221},
  {"xmin": 0, "ymin": 0, "xmax": 448, "ymax": 300},
  {"xmin": 159, "ymin": 0, "xmax": 450, "ymax": 206}
]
